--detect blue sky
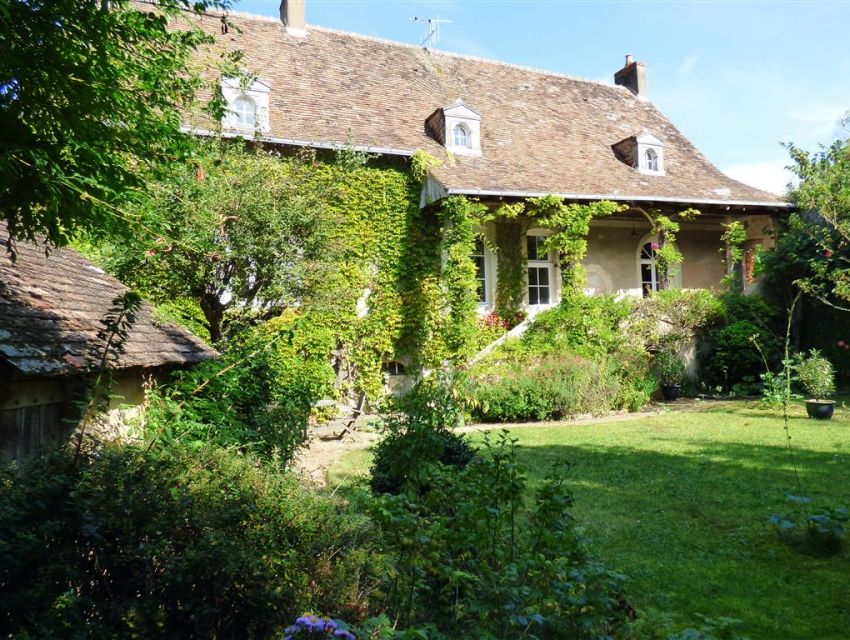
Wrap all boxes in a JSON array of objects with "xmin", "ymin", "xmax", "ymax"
[{"xmin": 237, "ymin": 0, "xmax": 850, "ymax": 194}]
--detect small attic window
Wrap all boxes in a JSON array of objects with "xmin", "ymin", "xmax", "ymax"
[
  {"xmin": 233, "ymin": 96, "xmax": 256, "ymax": 127},
  {"xmin": 453, "ymin": 124, "xmax": 471, "ymax": 149},
  {"xmin": 644, "ymin": 148, "xmax": 659, "ymax": 172}
]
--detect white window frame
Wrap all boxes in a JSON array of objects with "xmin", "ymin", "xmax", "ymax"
[
  {"xmin": 471, "ymin": 234, "xmax": 489, "ymax": 306},
  {"xmin": 453, "ymin": 123, "xmax": 471, "ymax": 149},
  {"xmin": 636, "ymin": 233, "xmax": 681, "ymax": 296},
  {"xmin": 526, "ymin": 232, "xmax": 555, "ymax": 309},
  {"xmin": 443, "ymin": 100, "xmax": 482, "ymax": 156},
  {"xmin": 636, "ymin": 132, "xmax": 665, "ymax": 175},
  {"xmin": 233, "ymin": 96, "xmax": 257, "ymax": 127}
]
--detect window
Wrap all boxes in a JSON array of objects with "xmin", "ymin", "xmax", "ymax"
[
  {"xmin": 639, "ymin": 241, "xmax": 659, "ymax": 297},
  {"xmin": 453, "ymin": 124, "xmax": 471, "ymax": 149},
  {"xmin": 471, "ymin": 237, "xmax": 487, "ymax": 303},
  {"xmin": 527, "ymin": 235, "xmax": 552, "ymax": 306},
  {"xmin": 233, "ymin": 96, "xmax": 256, "ymax": 127},
  {"xmin": 644, "ymin": 148, "xmax": 658, "ymax": 172},
  {"xmin": 381, "ymin": 361, "xmax": 406, "ymax": 376}
]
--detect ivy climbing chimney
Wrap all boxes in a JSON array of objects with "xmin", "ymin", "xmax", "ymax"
[
  {"xmin": 614, "ymin": 54, "xmax": 648, "ymax": 99},
  {"xmin": 280, "ymin": 0, "xmax": 307, "ymax": 37}
]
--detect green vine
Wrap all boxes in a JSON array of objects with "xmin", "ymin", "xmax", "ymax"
[
  {"xmin": 647, "ymin": 208, "xmax": 700, "ymax": 289},
  {"xmin": 530, "ymin": 196, "xmax": 626, "ymax": 294},
  {"xmin": 720, "ymin": 220, "xmax": 747, "ymax": 290}
]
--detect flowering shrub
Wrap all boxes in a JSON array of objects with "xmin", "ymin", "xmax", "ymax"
[{"xmin": 285, "ymin": 615, "xmax": 355, "ymax": 640}]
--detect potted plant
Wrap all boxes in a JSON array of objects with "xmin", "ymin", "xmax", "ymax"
[
  {"xmin": 654, "ymin": 351, "xmax": 686, "ymax": 401},
  {"xmin": 797, "ymin": 350, "xmax": 836, "ymax": 419}
]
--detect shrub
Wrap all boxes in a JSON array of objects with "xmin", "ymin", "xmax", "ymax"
[
  {"xmin": 0, "ymin": 444, "xmax": 384, "ymax": 639},
  {"xmin": 654, "ymin": 351, "xmax": 686, "ymax": 386},
  {"xmin": 370, "ymin": 431, "xmax": 630, "ymax": 639},
  {"xmin": 469, "ymin": 351, "xmax": 653, "ymax": 422},
  {"xmin": 797, "ymin": 349, "xmax": 836, "ymax": 399},
  {"xmin": 146, "ymin": 312, "xmax": 334, "ymax": 463},
  {"xmin": 706, "ymin": 320, "xmax": 780, "ymax": 391},
  {"xmin": 371, "ymin": 373, "xmax": 477, "ymax": 495}
]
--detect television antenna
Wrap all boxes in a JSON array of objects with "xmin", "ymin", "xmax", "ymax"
[{"xmin": 412, "ymin": 16, "xmax": 451, "ymax": 49}]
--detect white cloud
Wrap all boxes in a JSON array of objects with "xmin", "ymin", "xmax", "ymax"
[{"xmin": 722, "ymin": 160, "xmax": 795, "ymax": 196}]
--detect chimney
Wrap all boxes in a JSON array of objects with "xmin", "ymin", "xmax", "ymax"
[
  {"xmin": 280, "ymin": 0, "xmax": 307, "ymax": 37},
  {"xmin": 614, "ymin": 54, "xmax": 648, "ymax": 99}
]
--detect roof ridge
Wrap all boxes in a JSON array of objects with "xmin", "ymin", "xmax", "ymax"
[{"xmin": 203, "ymin": 6, "xmax": 632, "ymax": 95}]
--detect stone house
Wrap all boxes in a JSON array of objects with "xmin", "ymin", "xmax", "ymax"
[
  {"xmin": 185, "ymin": 1, "xmax": 787, "ymax": 314},
  {"xmin": 0, "ymin": 232, "xmax": 216, "ymax": 461}
]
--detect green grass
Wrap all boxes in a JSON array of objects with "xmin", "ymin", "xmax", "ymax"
[{"xmin": 328, "ymin": 400, "xmax": 850, "ymax": 639}]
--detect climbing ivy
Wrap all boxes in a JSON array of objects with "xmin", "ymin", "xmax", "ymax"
[
  {"xmin": 530, "ymin": 196, "xmax": 626, "ymax": 293},
  {"xmin": 720, "ymin": 220, "xmax": 747, "ymax": 290},
  {"xmin": 646, "ymin": 208, "xmax": 700, "ymax": 289}
]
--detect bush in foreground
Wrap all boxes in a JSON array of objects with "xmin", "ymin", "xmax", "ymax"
[{"xmin": 0, "ymin": 444, "xmax": 383, "ymax": 639}]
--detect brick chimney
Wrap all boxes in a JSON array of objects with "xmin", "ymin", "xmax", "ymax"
[
  {"xmin": 280, "ymin": 0, "xmax": 306, "ymax": 37},
  {"xmin": 614, "ymin": 54, "xmax": 648, "ymax": 99}
]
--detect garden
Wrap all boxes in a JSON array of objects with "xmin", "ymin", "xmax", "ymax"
[{"xmin": 3, "ymin": 2, "xmax": 850, "ymax": 638}]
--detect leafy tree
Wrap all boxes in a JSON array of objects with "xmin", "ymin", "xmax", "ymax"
[
  {"xmin": 0, "ymin": 0, "xmax": 234, "ymax": 250},
  {"xmin": 90, "ymin": 141, "xmax": 335, "ymax": 342},
  {"xmin": 775, "ymin": 128, "xmax": 850, "ymax": 308}
]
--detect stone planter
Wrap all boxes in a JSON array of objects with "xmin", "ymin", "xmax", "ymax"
[{"xmin": 661, "ymin": 384, "xmax": 681, "ymax": 402}]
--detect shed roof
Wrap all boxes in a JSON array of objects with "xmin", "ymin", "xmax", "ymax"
[
  {"xmin": 0, "ymin": 231, "xmax": 216, "ymax": 378},
  {"xmin": 185, "ymin": 8, "xmax": 786, "ymax": 209}
]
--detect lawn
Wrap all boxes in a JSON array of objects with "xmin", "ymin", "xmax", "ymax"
[{"xmin": 328, "ymin": 400, "xmax": 850, "ymax": 639}]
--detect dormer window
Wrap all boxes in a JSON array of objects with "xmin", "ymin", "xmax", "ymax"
[
  {"xmin": 612, "ymin": 131, "xmax": 665, "ymax": 175},
  {"xmin": 453, "ymin": 124, "xmax": 471, "ymax": 149},
  {"xmin": 220, "ymin": 76, "xmax": 271, "ymax": 132},
  {"xmin": 425, "ymin": 99, "xmax": 482, "ymax": 157},
  {"xmin": 233, "ymin": 96, "xmax": 257, "ymax": 127}
]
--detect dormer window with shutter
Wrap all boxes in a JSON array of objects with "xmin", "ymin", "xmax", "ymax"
[
  {"xmin": 612, "ymin": 131, "xmax": 665, "ymax": 176},
  {"xmin": 425, "ymin": 99, "xmax": 482, "ymax": 156}
]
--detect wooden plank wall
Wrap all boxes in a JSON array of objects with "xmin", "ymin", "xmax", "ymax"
[{"xmin": 0, "ymin": 403, "xmax": 63, "ymax": 461}]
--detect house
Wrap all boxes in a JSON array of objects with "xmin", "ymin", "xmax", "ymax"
[
  {"xmin": 0, "ymin": 230, "xmax": 216, "ymax": 460},
  {"xmin": 183, "ymin": 1, "xmax": 787, "ymax": 314}
]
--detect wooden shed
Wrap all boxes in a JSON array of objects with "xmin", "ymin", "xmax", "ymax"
[{"xmin": 0, "ymin": 231, "xmax": 216, "ymax": 460}]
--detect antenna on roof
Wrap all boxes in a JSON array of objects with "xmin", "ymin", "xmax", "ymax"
[{"xmin": 412, "ymin": 16, "xmax": 451, "ymax": 49}]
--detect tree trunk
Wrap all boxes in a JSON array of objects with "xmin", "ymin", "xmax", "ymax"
[{"xmin": 200, "ymin": 293, "xmax": 225, "ymax": 343}]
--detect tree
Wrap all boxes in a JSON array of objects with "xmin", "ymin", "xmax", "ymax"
[
  {"xmin": 771, "ymin": 128, "xmax": 850, "ymax": 308},
  {"xmin": 0, "ymin": 0, "xmax": 233, "ymax": 250},
  {"xmin": 91, "ymin": 141, "xmax": 335, "ymax": 343}
]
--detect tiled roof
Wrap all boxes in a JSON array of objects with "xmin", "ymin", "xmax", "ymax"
[
  {"xmin": 185, "ymin": 9, "xmax": 786, "ymax": 208},
  {"xmin": 0, "ymin": 231, "xmax": 216, "ymax": 378}
]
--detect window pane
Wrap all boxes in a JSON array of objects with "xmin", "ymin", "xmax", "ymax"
[
  {"xmin": 538, "ymin": 268, "xmax": 549, "ymax": 286},
  {"xmin": 641, "ymin": 264, "xmax": 653, "ymax": 281},
  {"xmin": 527, "ymin": 236, "xmax": 538, "ymax": 261},
  {"xmin": 473, "ymin": 237, "xmax": 484, "ymax": 255},
  {"xmin": 641, "ymin": 243, "xmax": 654, "ymax": 259},
  {"xmin": 539, "ymin": 286, "xmax": 550, "ymax": 305},
  {"xmin": 528, "ymin": 267, "xmax": 537, "ymax": 285},
  {"xmin": 528, "ymin": 288, "xmax": 539, "ymax": 305}
]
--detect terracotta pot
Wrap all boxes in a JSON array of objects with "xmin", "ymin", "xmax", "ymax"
[
  {"xmin": 661, "ymin": 384, "xmax": 681, "ymax": 402},
  {"xmin": 805, "ymin": 400, "xmax": 835, "ymax": 420}
]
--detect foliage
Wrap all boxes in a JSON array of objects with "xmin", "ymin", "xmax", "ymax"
[
  {"xmin": 0, "ymin": 0, "xmax": 237, "ymax": 249},
  {"xmin": 796, "ymin": 349, "xmax": 836, "ymax": 399},
  {"xmin": 469, "ymin": 352, "xmax": 652, "ymax": 421},
  {"xmin": 654, "ymin": 351, "xmax": 686, "ymax": 386},
  {"xmin": 664, "ymin": 615, "xmax": 750, "ymax": 640},
  {"xmin": 702, "ymin": 293, "xmax": 783, "ymax": 391},
  {"xmin": 370, "ymin": 430, "xmax": 630, "ymax": 638},
  {"xmin": 438, "ymin": 196, "xmax": 489, "ymax": 360},
  {"xmin": 646, "ymin": 209, "xmax": 700, "ymax": 289},
  {"xmin": 528, "ymin": 196, "xmax": 626, "ymax": 292},
  {"xmin": 88, "ymin": 141, "xmax": 333, "ymax": 342},
  {"xmin": 145, "ymin": 312, "xmax": 333, "ymax": 462},
  {"xmin": 0, "ymin": 444, "xmax": 384, "ymax": 639},
  {"xmin": 781, "ymin": 134, "xmax": 850, "ymax": 307},
  {"xmin": 631, "ymin": 289, "xmax": 725, "ymax": 352},
  {"xmin": 720, "ymin": 221, "xmax": 748, "ymax": 290},
  {"xmin": 770, "ymin": 494, "xmax": 848, "ymax": 555},
  {"xmin": 467, "ymin": 294, "xmax": 654, "ymax": 420},
  {"xmin": 370, "ymin": 373, "xmax": 476, "ymax": 495}
]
